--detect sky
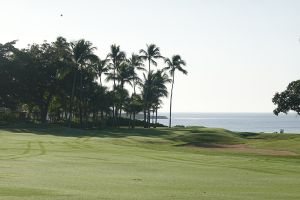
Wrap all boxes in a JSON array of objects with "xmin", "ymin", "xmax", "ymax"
[{"xmin": 1, "ymin": 0, "xmax": 300, "ymax": 112}]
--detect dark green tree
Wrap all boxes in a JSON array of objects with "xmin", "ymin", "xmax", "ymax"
[
  {"xmin": 15, "ymin": 41, "xmax": 62, "ymax": 122},
  {"xmin": 69, "ymin": 39, "xmax": 98, "ymax": 127},
  {"xmin": 273, "ymin": 80, "xmax": 300, "ymax": 115},
  {"xmin": 0, "ymin": 37, "xmax": 182, "ymax": 129},
  {"xmin": 0, "ymin": 41, "xmax": 19, "ymax": 110}
]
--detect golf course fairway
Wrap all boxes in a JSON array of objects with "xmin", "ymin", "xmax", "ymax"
[{"xmin": 0, "ymin": 125, "xmax": 300, "ymax": 200}]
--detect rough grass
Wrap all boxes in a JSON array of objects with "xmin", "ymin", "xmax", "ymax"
[{"xmin": 0, "ymin": 125, "xmax": 300, "ymax": 200}]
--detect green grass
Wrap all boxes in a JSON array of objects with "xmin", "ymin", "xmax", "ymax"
[{"xmin": 0, "ymin": 125, "xmax": 300, "ymax": 199}]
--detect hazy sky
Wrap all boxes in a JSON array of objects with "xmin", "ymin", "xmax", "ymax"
[{"xmin": 1, "ymin": 0, "xmax": 300, "ymax": 112}]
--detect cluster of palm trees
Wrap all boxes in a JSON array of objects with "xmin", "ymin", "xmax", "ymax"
[{"xmin": 0, "ymin": 37, "xmax": 187, "ymax": 128}]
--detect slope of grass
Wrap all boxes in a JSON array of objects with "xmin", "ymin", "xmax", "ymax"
[
  {"xmin": 172, "ymin": 127, "xmax": 243, "ymax": 145},
  {"xmin": 0, "ymin": 125, "xmax": 300, "ymax": 200},
  {"xmin": 241, "ymin": 132, "xmax": 300, "ymax": 154}
]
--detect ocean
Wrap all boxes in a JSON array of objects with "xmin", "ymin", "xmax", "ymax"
[{"xmin": 157, "ymin": 112, "xmax": 300, "ymax": 133}]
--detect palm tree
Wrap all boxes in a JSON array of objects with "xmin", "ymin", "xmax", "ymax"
[
  {"xmin": 127, "ymin": 53, "xmax": 145, "ymax": 126},
  {"xmin": 93, "ymin": 57, "xmax": 109, "ymax": 86},
  {"xmin": 140, "ymin": 70, "xmax": 170, "ymax": 127},
  {"xmin": 139, "ymin": 44, "xmax": 163, "ymax": 127},
  {"xmin": 164, "ymin": 55, "xmax": 187, "ymax": 128},
  {"xmin": 128, "ymin": 53, "xmax": 145, "ymax": 94},
  {"xmin": 150, "ymin": 70, "xmax": 171, "ymax": 127},
  {"xmin": 52, "ymin": 37, "xmax": 72, "ymax": 62},
  {"xmin": 116, "ymin": 61, "xmax": 135, "ymax": 118},
  {"xmin": 123, "ymin": 93, "xmax": 143, "ymax": 129},
  {"xmin": 106, "ymin": 61, "xmax": 134, "ymax": 125},
  {"xmin": 152, "ymin": 100, "xmax": 162, "ymax": 127},
  {"xmin": 52, "ymin": 37, "xmax": 72, "ymax": 121},
  {"xmin": 68, "ymin": 39, "xmax": 98, "ymax": 128},
  {"xmin": 107, "ymin": 44, "xmax": 126, "ymax": 125},
  {"xmin": 139, "ymin": 44, "xmax": 163, "ymax": 74}
]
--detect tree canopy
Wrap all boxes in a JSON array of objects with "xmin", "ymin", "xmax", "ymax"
[
  {"xmin": 0, "ymin": 37, "xmax": 187, "ymax": 128},
  {"xmin": 273, "ymin": 80, "xmax": 300, "ymax": 115}
]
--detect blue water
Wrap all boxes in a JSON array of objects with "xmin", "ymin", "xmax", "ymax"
[{"xmin": 157, "ymin": 112, "xmax": 300, "ymax": 133}]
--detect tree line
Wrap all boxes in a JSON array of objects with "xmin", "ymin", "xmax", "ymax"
[{"xmin": 0, "ymin": 37, "xmax": 187, "ymax": 128}]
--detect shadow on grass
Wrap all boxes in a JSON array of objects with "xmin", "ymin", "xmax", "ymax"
[
  {"xmin": 175, "ymin": 142, "xmax": 229, "ymax": 148},
  {"xmin": 236, "ymin": 132, "xmax": 261, "ymax": 139},
  {"xmin": 0, "ymin": 123, "xmax": 172, "ymax": 139}
]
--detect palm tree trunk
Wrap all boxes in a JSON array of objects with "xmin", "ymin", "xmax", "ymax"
[
  {"xmin": 101, "ymin": 110, "xmax": 104, "ymax": 120},
  {"xmin": 112, "ymin": 65, "xmax": 116, "ymax": 127},
  {"xmin": 133, "ymin": 112, "xmax": 136, "ymax": 129},
  {"xmin": 169, "ymin": 73, "xmax": 175, "ymax": 128},
  {"xmin": 99, "ymin": 74, "xmax": 102, "ymax": 86},
  {"xmin": 68, "ymin": 69, "xmax": 77, "ymax": 127},
  {"xmin": 152, "ymin": 109, "xmax": 154, "ymax": 124},
  {"xmin": 84, "ymin": 102, "xmax": 88, "ymax": 128},
  {"xmin": 93, "ymin": 111, "xmax": 97, "ymax": 127},
  {"xmin": 144, "ymin": 59, "xmax": 151, "ymax": 128},
  {"xmin": 42, "ymin": 94, "xmax": 53, "ymax": 123},
  {"xmin": 143, "ymin": 85, "xmax": 147, "ymax": 128},
  {"xmin": 79, "ymin": 69, "xmax": 83, "ymax": 128},
  {"xmin": 119, "ymin": 84, "xmax": 124, "ymax": 123},
  {"xmin": 155, "ymin": 107, "xmax": 158, "ymax": 128},
  {"xmin": 40, "ymin": 105, "xmax": 48, "ymax": 124},
  {"xmin": 143, "ymin": 109, "xmax": 147, "ymax": 128},
  {"xmin": 132, "ymin": 79, "xmax": 136, "ymax": 129},
  {"xmin": 128, "ymin": 113, "xmax": 132, "ymax": 128},
  {"xmin": 147, "ymin": 108, "xmax": 151, "ymax": 128},
  {"xmin": 133, "ymin": 75, "xmax": 136, "ymax": 95},
  {"xmin": 64, "ymin": 97, "xmax": 68, "ymax": 121},
  {"xmin": 148, "ymin": 59, "xmax": 151, "ymax": 73}
]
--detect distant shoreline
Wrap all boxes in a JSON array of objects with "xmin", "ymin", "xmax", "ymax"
[
  {"xmin": 121, "ymin": 113, "xmax": 168, "ymax": 119},
  {"xmin": 155, "ymin": 112, "xmax": 300, "ymax": 133}
]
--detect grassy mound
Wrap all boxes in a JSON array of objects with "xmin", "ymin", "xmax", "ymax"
[{"xmin": 172, "ymin": 127, "xmax": 244, "ymax": 145}]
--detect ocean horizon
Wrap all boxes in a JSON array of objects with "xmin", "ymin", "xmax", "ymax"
[{"xmin": 157, "ymin": 112, "xmax": 300, "ymax": 133}]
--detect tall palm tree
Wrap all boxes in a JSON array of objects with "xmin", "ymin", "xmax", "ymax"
[
  {"xmin": 128, "ymin": 53, "xmax": 145, "ymax": 94},
  {"xmin": 68, "ymin": 39, "xmax": 97, "ymax": 128},
  {"xmin": 139, "ymin": 44, "xmax": 163, "ymax": 127},
  {"xmin": 93, "ymin": 57, "xmax": 109, "ymax": 86},
  {"xmin": 128, "ymin": 53, "xmax": 145, "ymax": 126},
  {"xmin": 52, "ymin": 37, "xmax": 73, "ymax": 121},
  {"xmin": 164, "ymin": 55, "xmax": 187, "ymax": 128},
  {"xmin": 139, "ymin": 44, "xmax": 163, "ymax": 74},
  {"xmin": 116, "ymin": 62, "xmax": 135, "ymax": 118},
  {"xmin": 107, "ymin": 44, "xmax": 126, "ymax": 125},
  {"xmin": 106, "ymin": 61, "xmax": 133, "ymax": 126},
  {"xmin": 150, "ymin": 70, "xmax": 171, "ymax": 127}
]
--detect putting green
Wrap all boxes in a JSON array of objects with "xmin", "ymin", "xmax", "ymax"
[{"xmin": 0, "ymin": 125, "xmax": 300, "ymax": 200}]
